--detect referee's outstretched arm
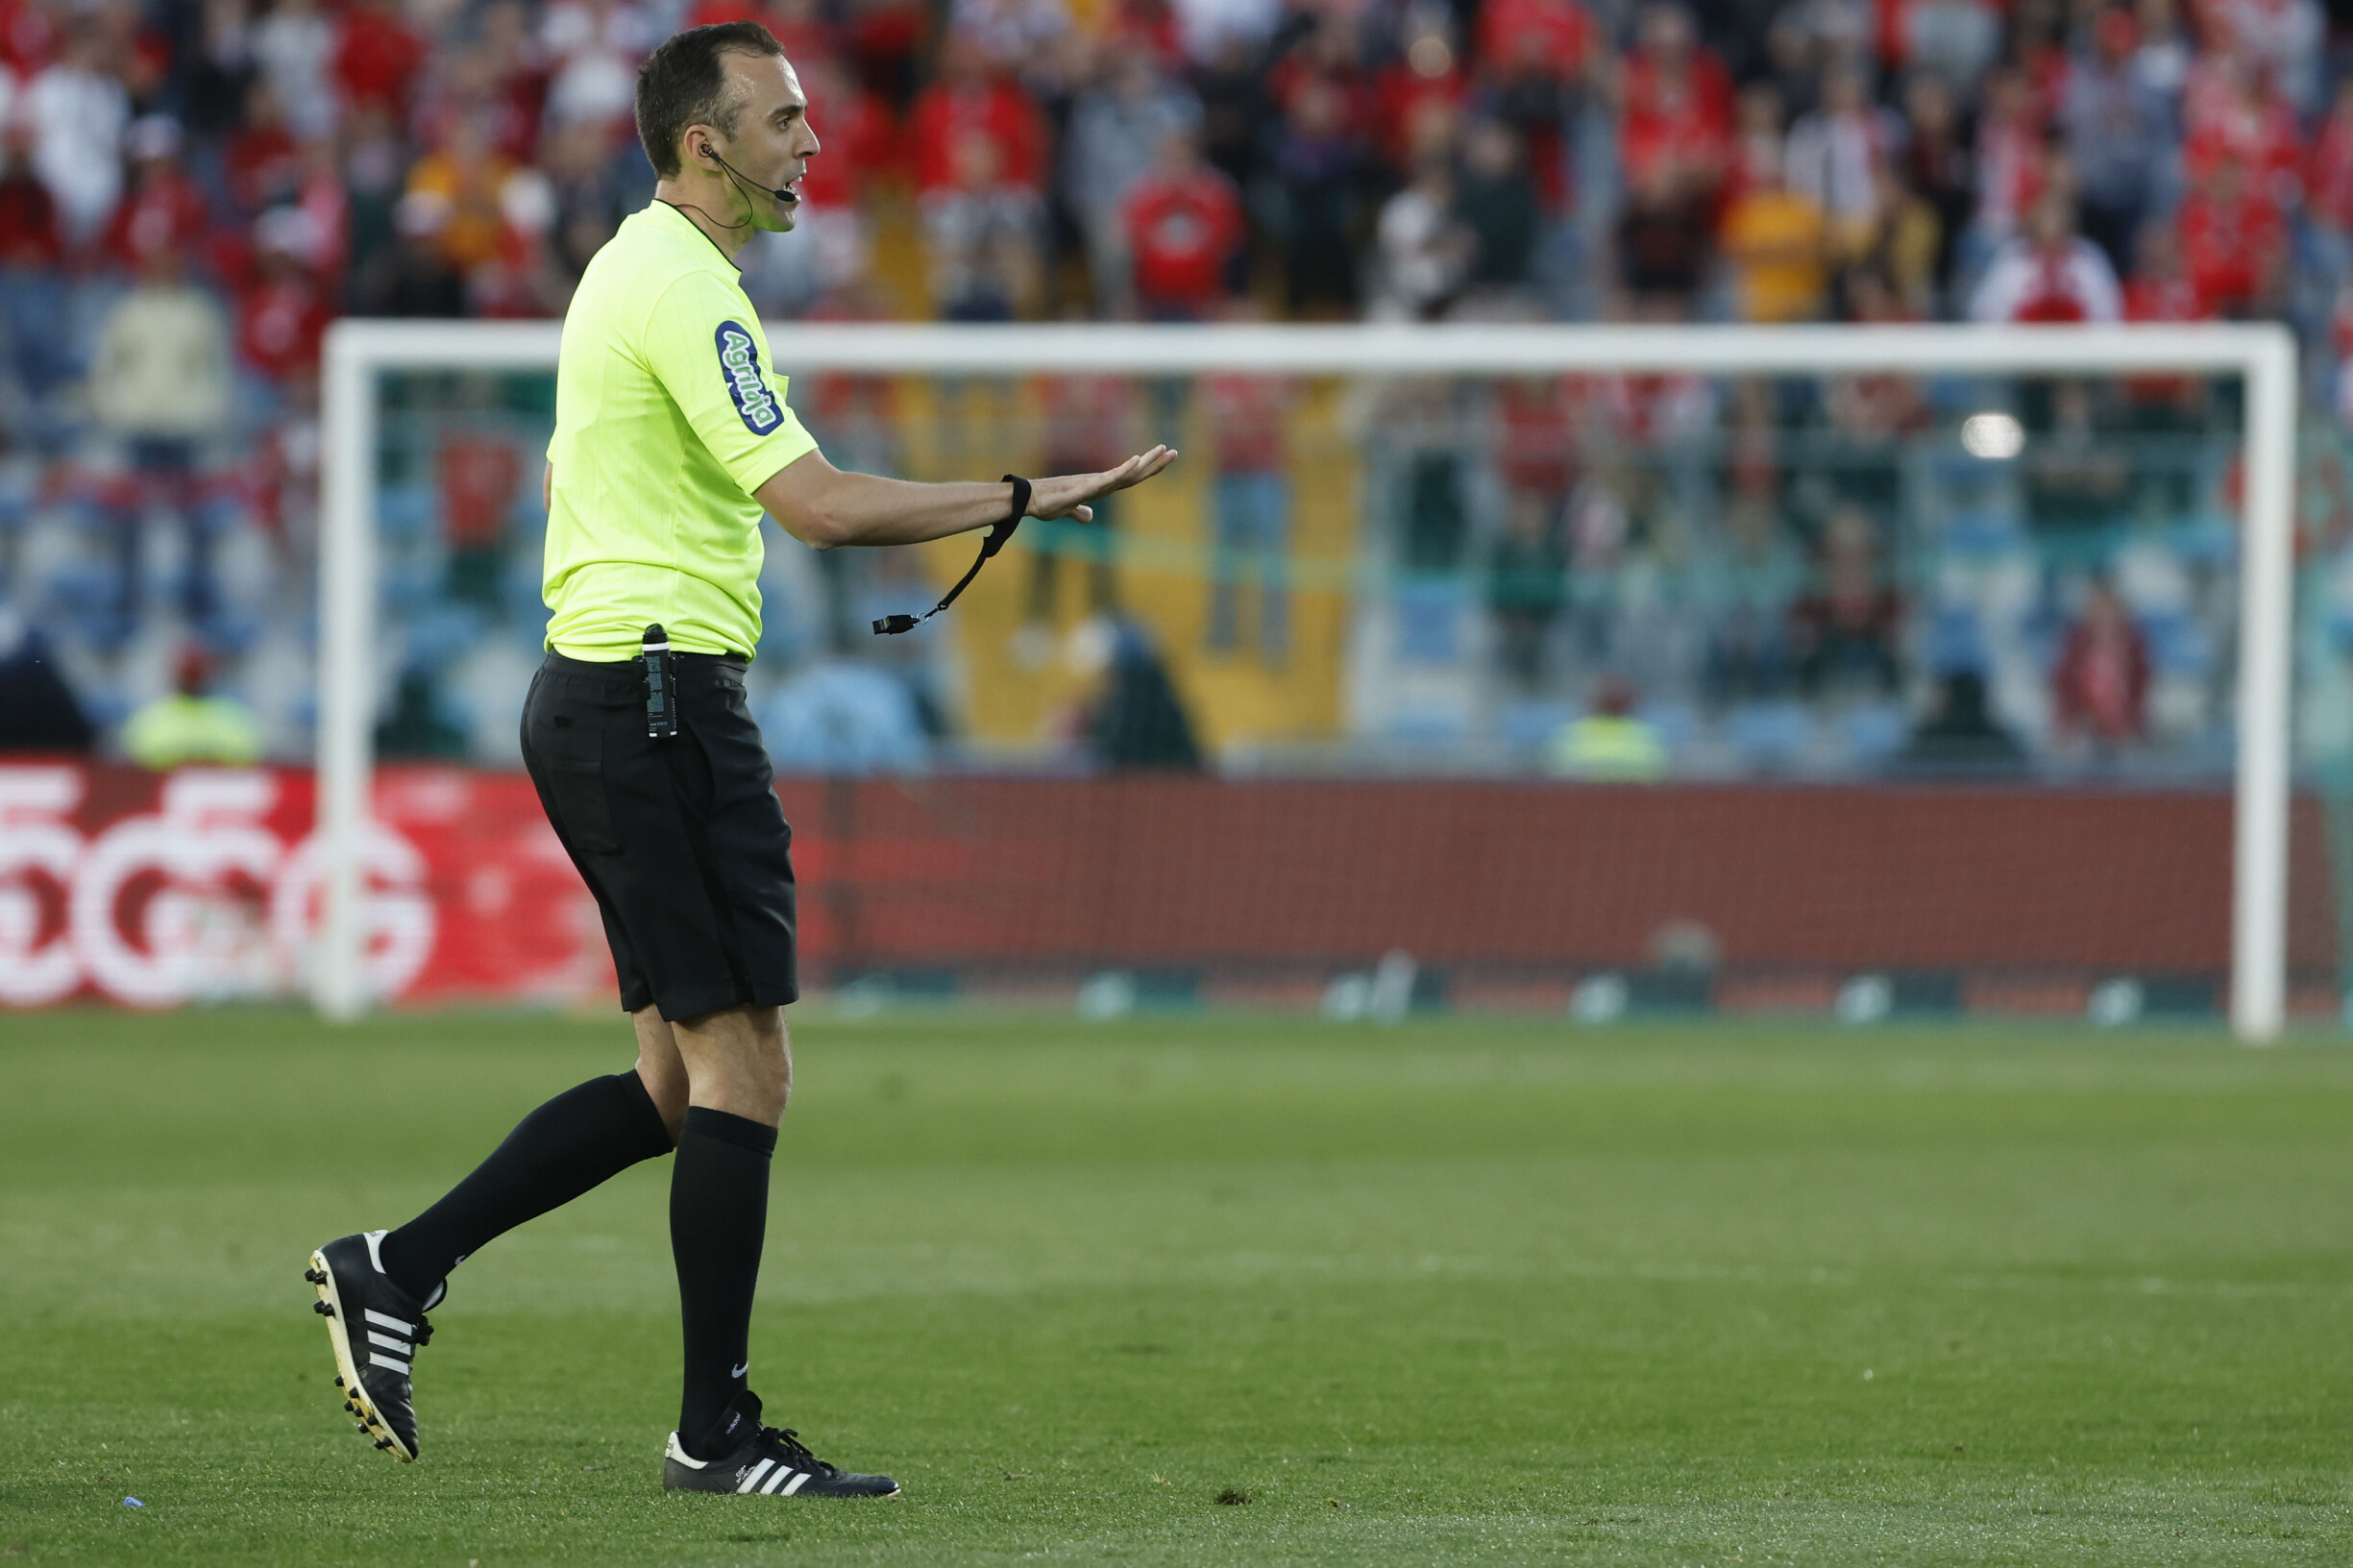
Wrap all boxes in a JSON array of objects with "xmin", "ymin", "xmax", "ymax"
[{"xmin": 752, "ymin": 443, "xmax": 1180, "ymax": 552}]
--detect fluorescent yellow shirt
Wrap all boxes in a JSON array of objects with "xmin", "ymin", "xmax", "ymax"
[
  {"xmin": 1547, "ymin": 715, "xmax": 1668, "ymax": 783},
  {"xmin": 543, "ymin": 201, "xmax": 820, "ymax": 661},
  {"xmin": 122, "ymin": 695, "xmax": 263, "ymax": 770}
]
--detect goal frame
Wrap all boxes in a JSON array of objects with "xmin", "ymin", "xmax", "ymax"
[{"xmin": 316, "ymin": 320, "xmax": 2302, "ymax": 1038}]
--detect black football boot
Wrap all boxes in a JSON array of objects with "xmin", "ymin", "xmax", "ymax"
[
  {"xmin": 306, "ymin": 1230, "xmax": 435, "ymax": 1461},
  {"xmin": 661, "ymin": 1392, "xmax": 898, "ymax": 1498}
]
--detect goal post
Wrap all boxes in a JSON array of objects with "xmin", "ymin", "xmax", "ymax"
[{"xmin": 314, "ymin": 319, "xmax": 2302, "ymax": 1038}]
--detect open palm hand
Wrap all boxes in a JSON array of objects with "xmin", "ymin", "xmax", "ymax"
[{"xmin": 1030, "ymin": 446, "xmax": 1181, "ymax": 524}]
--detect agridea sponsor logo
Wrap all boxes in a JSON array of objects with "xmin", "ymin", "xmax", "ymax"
[{"xmin": 715, "ymin": 321, "xmax": 782, "ymax": 435}]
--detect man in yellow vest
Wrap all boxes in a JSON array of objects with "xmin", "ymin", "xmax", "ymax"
[
  {"xmin": 1548, "ymin": 676, "xmax": 1668, "ymax": 782},
  {"xmin": 121, "ymin": 646, "xmax": 261, "ymax": 770},
  {"xmin": 305, "ymin": 19, "xmax": 1176, "ymax": 1497}
]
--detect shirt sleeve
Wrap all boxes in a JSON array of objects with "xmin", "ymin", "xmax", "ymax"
[{"xmin": 639, "ymin": 271, "xmax": 820, "ymax": 495}]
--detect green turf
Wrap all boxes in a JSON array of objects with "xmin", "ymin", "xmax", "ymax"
[{"xmin": 2, "ymin": 1008, "xmax": 2349, "ymax": 1565}]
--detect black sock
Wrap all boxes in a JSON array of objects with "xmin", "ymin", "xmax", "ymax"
[
  {"xmin": 379, "ymin": 1071, "xmax": 674, "ymax": 1304},
  {"xmin": 672, "ymin": 1107, "xmax": 777, "ymax": 1457}
]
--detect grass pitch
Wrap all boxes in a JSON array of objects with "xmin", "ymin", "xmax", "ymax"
[{"xmin": 2, "ymin": 1010, "xmax": 2349, "ymax": 1565}]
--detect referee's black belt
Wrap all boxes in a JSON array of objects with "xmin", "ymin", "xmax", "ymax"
[{"xmin": 544, "ymin": 649, "xmax": 749, "ymax": 687}]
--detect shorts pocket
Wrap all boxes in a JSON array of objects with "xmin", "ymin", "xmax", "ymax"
[{"xmin": 537, "ymin": 719, "xmax": 622, "ymax": 855}]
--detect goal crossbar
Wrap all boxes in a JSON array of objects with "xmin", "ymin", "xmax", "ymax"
[{"xmin": 317, "ymin": 320, "xmax": 2301, "ymax": 1038}]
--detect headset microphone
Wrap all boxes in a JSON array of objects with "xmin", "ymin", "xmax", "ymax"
[{"xmin": 700, "ymin": 143, "xmax": 797, "ymax": 206}]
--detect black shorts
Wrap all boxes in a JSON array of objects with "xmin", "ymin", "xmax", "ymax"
[{"xmin": 521, "ymin": 649, "xmax": 798, "ymax": 1018}]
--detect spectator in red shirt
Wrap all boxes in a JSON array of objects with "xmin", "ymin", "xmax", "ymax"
[
  {"xmin": 907, "ymin": 38, "xmax": 1047, "ymax": 196},
  {"xmin": 1370, "ymin": 8, "xmax": 1466, "ymax": 174},
  {"xmin": 1202, "ymin": 344, "xmax": 1298, "ymax": 662},
  {"xmin": 1109, "ymin": 0, "xmax": 1185, "ymax": 68},
  {"xmin": 2052, "ymin": 579, "xmax": 2150, "ymax": 747},
  {"xmin": 2180, "ymin": 48, "xmax": 2299, "ymax": 207},
  {"xmin": 2123, "ymin": 223, "xmax": 2205, "ymax": 326},
  {"xmin": 0, "ymin": 0, "xmax": 53, "ymax": 77},
  {"xmin": 2305, "ymin": 74, "xmax": 2353, "ymax": 286},
  {"xmin": 225, "ymin": 79, "xmax": 305, "ymax": 217},
  {"xmin": 290, "ymin": 137, "xmax": 352, "ymax": 286},
  {"xmin": 0, "ymin": 126, "xmax": 56, "ymax": 270},
  {"xmin": 335, "ymin": 0, "xmax": 428, "ymax": 121},
  {"xmin": 1492, "ymin": 374, "xmax": 1579, "ymax": 502},
  {"xmin": 1065, "ymin": 46, "xmax": 1203, "ymax": 317},
  {"xmin": 106, "ymin": 116, "xmax": 212, "ymax": 277},
  {"xmin": 1476, "ymin": 0, "xmax": 1597, "ymax": 85},
  {"xmin": 1026, "ymin": 363, "xmax": 1138, "ymax": 623},
  {"xmin": 1725, "ymin": 79, "xmax": 1784, "ymax": 204},
  {"xmin": 1973, "ymin": 63, "xmax": 2053, "ymax": 245},
  {"xmin": 412, "ymin": 17, "xmax": 541, "ymax": 161},
  {"xmin": 474, "ymin": 0, "xmax": 553, "ymax": 159},
  {"xmin": 847, "ymin": 0, "xmax": 926, "ymax": 110},
  {"xmin": 1123, "ymin": 127, "xmax": 1243, "ymax": 319},
  {"xmin": 2331, "ymin": 284, "xmax": 2353, "ymax": 429},
  {"xmin": 1969, "ymin": 190, "xmax": 2122, "ymax": 324},
  {"xmin": 2120, "ymin": 221, "xmax": 2214, "ymax": 427},
  {"xmin": 1617, "ymin": 3, "xmax": 1733, "ymax": 206},
  {"xmin": 1264, "ymin": 17, "xmax": 1375, "ymax": 140},
  {"xmin": 236, "ymin": 207, "xmax": 332, "ymax": 386},
  {"xmin": 2175, "ymin": 153, "xmax": 2287, "ymax": 315},
  {"xmin": 437, "ymin": 421, "xmax": 524, "ymax": 604}
]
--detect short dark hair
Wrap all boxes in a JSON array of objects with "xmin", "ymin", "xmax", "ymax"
[{"xmin": 635, "ymin": 22, "xmax": 784, "ymax": 180}]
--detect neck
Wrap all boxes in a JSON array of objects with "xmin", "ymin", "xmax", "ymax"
[{"xmin": 653, "ymin": 174, "xmax": 758, "ymax": 263}]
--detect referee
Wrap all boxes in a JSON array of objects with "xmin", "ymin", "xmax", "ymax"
[{"xmin": 304, "ymin": 21, "xmax": 1176, "ymax": 1499}]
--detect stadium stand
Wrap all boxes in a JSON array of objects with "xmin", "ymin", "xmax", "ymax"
[{"xmin": 0, "ymin": 0, "xmax": 2341, "ymax": 781}]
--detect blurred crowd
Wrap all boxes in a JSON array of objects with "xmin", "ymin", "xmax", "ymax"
[
  {"xmin": 0, "ymin": 0, "xmax": 2334, "ymax": 356},
  {"xmin": 0, "ymin": 0, "xmax": 2348, "ymax": 775}
]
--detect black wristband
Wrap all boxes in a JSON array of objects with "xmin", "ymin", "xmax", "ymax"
[
  {"xmin": 873, "ymin": 474, "xmax": 1031, "ymax": 634},
  {"xmin": 978, "ymin": 476, "xmax": 1029, "ymax": 559}
]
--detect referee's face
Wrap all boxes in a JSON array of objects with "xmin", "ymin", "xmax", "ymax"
[{"xmin": 706, "ymin": 52, "xmax": 821, "ymax": 233}]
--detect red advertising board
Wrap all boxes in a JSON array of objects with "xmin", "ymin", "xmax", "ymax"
[
  {"xmin": 0, "ymin": 764, "xmax": 606, "ymax": 1009},
  {"xmin": 0, "ymin": 764, "xmax": 2331, "ymax": 1010}
]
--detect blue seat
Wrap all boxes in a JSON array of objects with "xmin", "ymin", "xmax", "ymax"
[
  {"xmin": 1638, "ymin": 701, "xmax": 1699, "ymax": 755},
  {"xmin": 2140, "ymin": 609, "xmax": 2211, "ymax": 676},
  {"xmin": 377, "ymin": 484, "xmax": 435, "ymax": 540},
  {"xmin": 1394, "ymin": 579, "xmax": 1468, "ymax": 666},
  {"xmin": 1840, "ymin": 702, "xmax": 1909, "ymax": 763},
  {"xmin": 1724, "ymin": 700, "xmax": 1813, "ymax": 767},
  {"xmin": 1497, "ymin": 699, "xmax": 1572, "ymax": 748}
]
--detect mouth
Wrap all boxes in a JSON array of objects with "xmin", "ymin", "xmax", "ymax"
[{"xmin": 778, "ymin": 175, "xmax": 803, "ymax": 205}]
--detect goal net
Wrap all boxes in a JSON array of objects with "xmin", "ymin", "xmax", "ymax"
[{"xmin": 301, "ymin": 321, "xmax": 2303, "ymax": 1039}]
